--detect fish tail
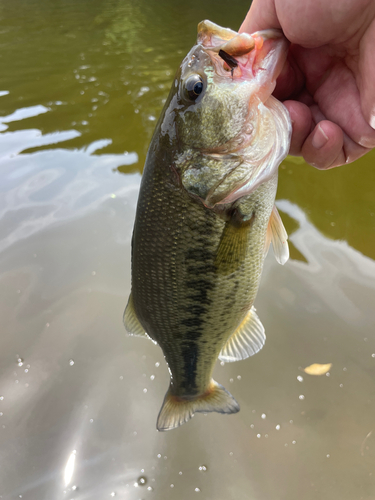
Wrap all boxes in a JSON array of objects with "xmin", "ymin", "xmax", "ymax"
[{"xmin": 157, "ymin": 380, "xmax": 240, "ymax": 431}]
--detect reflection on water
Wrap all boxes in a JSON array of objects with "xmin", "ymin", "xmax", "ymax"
[{"xmin": 1, "ymin": 0, "xmax": 375, "ymax": 499}]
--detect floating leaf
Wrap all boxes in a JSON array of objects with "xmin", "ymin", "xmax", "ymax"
[{"xmin": 303, "ymin": 363, "xmax": 332, "ymax": 376}]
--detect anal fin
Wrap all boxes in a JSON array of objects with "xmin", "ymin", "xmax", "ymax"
[
  {"xmin": 264, "ymin": 205, "xmax": 289, "ymax": 265},
  {"xmin": 157, "ymin": 379, "xmax": 239, "ymax": 431},
  {"xmin": 219, "ymin": 306, "xmax": 265, "ymax": 363},
  {"xmin": 123, "ymin": 294, "xmax": 156, "ymax": 343}
]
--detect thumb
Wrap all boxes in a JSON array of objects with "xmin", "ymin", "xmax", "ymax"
[{"xmin": 239, "ymin": 0, "xmax": 281, "ymax": 34}]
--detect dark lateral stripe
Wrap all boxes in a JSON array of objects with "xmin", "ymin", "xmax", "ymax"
[{"xmin": 180, "ymin": 341, "xmax": 199, "ymax": 393}]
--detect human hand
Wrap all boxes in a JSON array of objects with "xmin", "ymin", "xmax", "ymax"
[{"xmin": 240, "ymin": 0, "xmax": 375, "ymax": 169}]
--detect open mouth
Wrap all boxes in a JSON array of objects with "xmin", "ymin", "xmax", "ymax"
[{"xmin": 197, "ymin": 20, "xmax": 286, "ymax": 82}]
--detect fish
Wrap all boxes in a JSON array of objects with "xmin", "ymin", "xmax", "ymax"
[{"xmin": 124, "ymin": 20, "xmax": 292, "ymax": 431}]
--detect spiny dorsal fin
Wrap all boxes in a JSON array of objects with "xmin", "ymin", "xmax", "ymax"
[
  {"xmin": 219, "ymin": 306, "xmax": 265, "ymax": 363},
  {"xmin": 157, "ymin": 380, "xmax": 240, "ymax": 431},
  {"xmin": 264, "ymin": 205, "xmax": 289, "ymax": 265},
  {"xmin": 123, "ymin": 294, "xmax": 154, "ymax": 341}
]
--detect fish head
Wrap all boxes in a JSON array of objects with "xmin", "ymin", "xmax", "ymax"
[{"xmin": 165, "ymin": 20, "xmax": 292, "ymax": 207}]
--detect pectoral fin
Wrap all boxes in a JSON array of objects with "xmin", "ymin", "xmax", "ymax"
[
  {"xmin": 264, "ymin": 205, "xmax": 289, "ymax": 265},
  {"xmin": 219, "ymin": 306, "xmax": 265, "ymax": 363},
  {"xmin": 215, "ymin": 217, "xmax": 253, "ymax": 275},
  {"xmin": 123, "ymin": 294, "xmax": 156, "ymax": 343}
]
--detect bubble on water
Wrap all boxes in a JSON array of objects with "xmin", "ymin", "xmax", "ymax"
[
  {"xmin": 155, "ymin": 362, "xmax": 160, "ymax": 368},
  {"xmin": 229, "ymin": 452, "xmax": 233, "ymax": 456},
  {"xmin": 0, "ymin": 396, "xmax": 4, "ymax": 401},
  {"xmin": 0, "ymin": 413, "xmax": 3, "ymax": 417},
  {"xmin": 133, "ymin": 431, "xmax": 137, "ymax": 436},
  {"xmin": 276, "ymin": 424, "xmax": 281, "ymax": 430},
  {"xmin": 157, "ymin": 454, "xmax": 161, "ymax": 459},
  {"xmin": 372, "ymin": 354, "xmax": 375, "ymax": 358},
  {"xmin": 110, "ymin": 493, "xmax": 116, "ymax": 497},
  {"xmin": 150, "ymin": 375, "xmax": 155, "ymax": 381},
  {"xmin": 170, "ymin": 484, "xmax": 174, "ymax": 488},
  {"xmin": 325, "ymin": 372, "xmax": 330, "ymax": 377},
  {"xmin": 326, "ymin": 454, "xmax": 330, "ymax": 458},
  {"xmin": 89, "ymin": 418, "xmax": 94, "ymax": 423},
  {"xmin": 69, "ymin": 359, "xmax": 75, "ymax": 366},
  {"xmin": 261, "ymin": 413, "xmax": 266, "ymax": 419},
  {"xmin": 237, "ymin": 375, "xmax": 241, "ymax": 380},
  {"xmin": 250, "ymin": 424, "xmax": 254, "ymax": 429},
  {"xmin": 17, "ymin": 358, "xmax": 24, "ymax": 367},
  {"xmin": 299, "ymin": 395, "xmax": 305, "ymax": 400},
  {"xmin": 292, "ymin": 440, "xmax": 296, "ymax": 445},
  {"xmin": 119, "ymin": 376, "xmax": 124, "ymax": 380},
  {"xmin": 147, "ymin": 486, "xmax": 153, "ymax": 491},
  {"xmin": 343, "ymin": 367, "xmax": 347, "ymax": 371},
  {"xmin": 265, "ymin": 434, "xmax": 269, "ymax": 438},
  {"xmin": 284, "ymin": 443, "xmax": 288, "ymax": 447},
  {"xmin": 289, "ymin": 420, "xmax": 294, "ymax": 424},
  {"xmin": 256, "ymin": 434, "xmax": 261, "ymax": 438},
  {"xmin": 24, "ymin": 369, "xmax": 28, "ymax": 373},
  {"xmin": 198, "ymin": 465, "xmax": 207, "ymax": 472},
  {"xmin": 72, "ymin": 486, "xmax": 77, "ymax": 491},
  {"xmin": 163, "ymin": 456, "xmax": 167, "ymax": 460},
  {"xmin": 297, "ymin": 375, "xmax": 303, "ymax": 382},
  {"xmin": 137, "ymin": 476, "xmax": 147, "ymax": 486},
  {"xmin": 220, "ymin": 361, "xmax": 225, "ymax": 366},
  {"xmin": 91, "ymin": 271, "xmax": 96, "ymax": 276},
  {"xmin": 229, "ymin": 378, "xmax": 233, "ymax": 383},
  {"xmin": 179, "ymin": 471, "xmax": 183, "ymax": 475},
  {"xmin": 194, "ymin": 487, "xmax": 201, "ymax": 492},
  {"xmin": 339, "ymin": 383, "xmax": 344, "ymax": 388},
  {"xmin": 46, "ymin": 323, "xmax": 50, "ymax": 327},
  {"xmin": 143, "ymin": 388, "xmax": 148, "ymax": 393}
]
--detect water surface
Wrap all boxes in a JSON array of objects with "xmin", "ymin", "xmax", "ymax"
[{"xmin": 1, "ymin": 1, "xmax": 375, "ymax": 499}]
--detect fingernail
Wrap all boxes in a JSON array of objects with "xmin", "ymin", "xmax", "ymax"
[{"xmin": 312, "ymin": 124, "xmax": 329, "ymax": 150}]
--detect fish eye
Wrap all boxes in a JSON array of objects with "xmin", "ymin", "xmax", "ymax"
[{"xmin": 184, "ymin": 74, "xmax": 205, "ymax": 102}]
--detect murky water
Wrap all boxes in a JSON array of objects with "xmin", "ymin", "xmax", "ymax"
[{"xmin": 1, "ymin": 1, "xmax": 375, "ymax": 499}]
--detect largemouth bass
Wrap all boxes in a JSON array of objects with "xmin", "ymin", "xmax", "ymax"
[{"xmin": 124, "ymin": 20, "xmax": 292, "ymax": 431}]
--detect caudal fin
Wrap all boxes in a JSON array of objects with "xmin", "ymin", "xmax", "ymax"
[{"xmin": 157, "ymin": 380, "xmax": 240, "ymax": 431}]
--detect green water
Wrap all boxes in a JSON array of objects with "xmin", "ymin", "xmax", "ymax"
[{"xmin": 0, "ymin": 1, "xmax": 374, "ymax": 499}]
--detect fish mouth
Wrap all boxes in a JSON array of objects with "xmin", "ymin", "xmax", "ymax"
[{"xmin": 197, "ymin": 20, "xmax": 286, "ymax": 81}]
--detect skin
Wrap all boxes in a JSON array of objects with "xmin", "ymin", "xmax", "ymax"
[{"xmin": 240, "ymin": 0, "xmax": 375, "ymax": 169}]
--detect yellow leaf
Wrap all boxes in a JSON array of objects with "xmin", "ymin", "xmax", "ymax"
[{"xmin": 303, "ymin": 363, "xmax": 332, "ymax": 376}]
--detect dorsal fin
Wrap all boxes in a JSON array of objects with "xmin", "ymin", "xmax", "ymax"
[
  {"xmin": 264, "ymin": 205, "xmax": 289, "ymax": 265},
  {"xmin": 123, "ymin": 294, "xmax": 156, "ymax": 343},
  {"xmin": 219, "ymin": 306, "xmax": 265, "ymax": 363}
]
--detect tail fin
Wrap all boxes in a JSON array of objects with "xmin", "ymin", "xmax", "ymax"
[{"xmin": 157, "ymin": 380, "xmax": 240, "ymax": 431}]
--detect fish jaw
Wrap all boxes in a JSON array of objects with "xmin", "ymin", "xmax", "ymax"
[{"xmin": 198, "ymin": 20, "xmax": 289, "ymax": 102}]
